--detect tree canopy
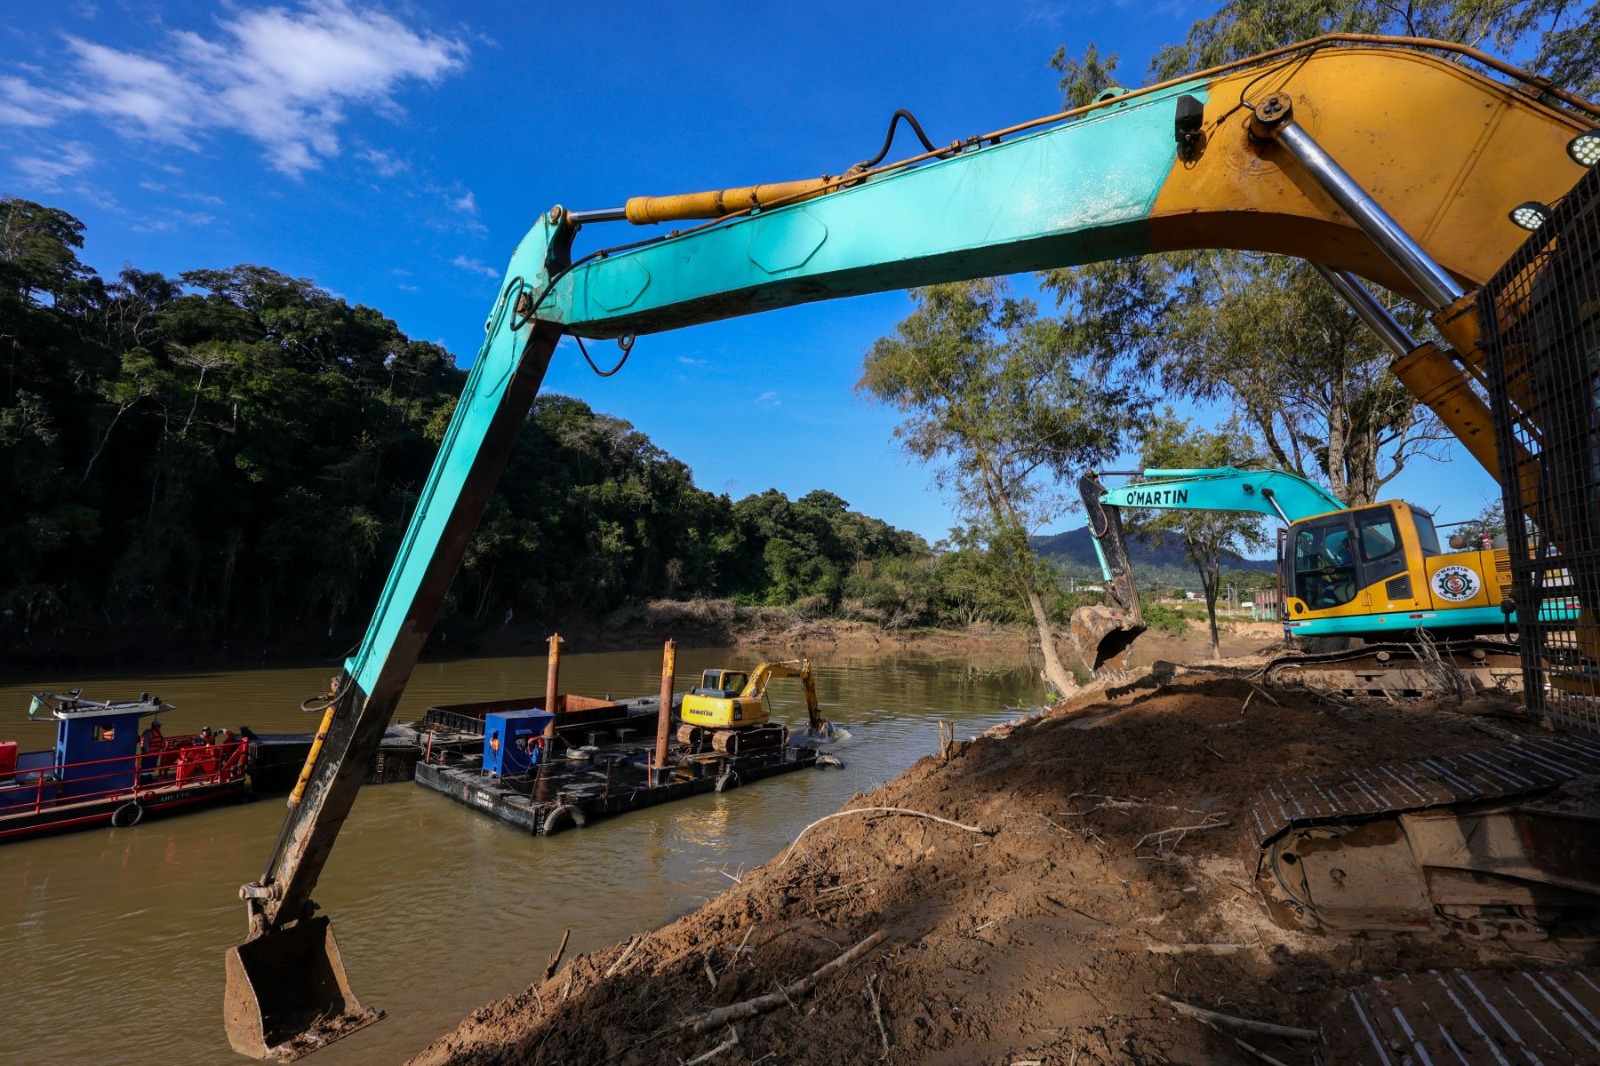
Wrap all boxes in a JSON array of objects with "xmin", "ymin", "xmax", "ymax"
[{"xmin": 0, "ymin": 197, "xmax": 1005, "ymax": 657}]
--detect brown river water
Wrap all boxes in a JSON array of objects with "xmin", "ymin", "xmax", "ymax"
[{"xmin": 0, "ymin": 631, "xmax": 1258, "ymax": 1066}]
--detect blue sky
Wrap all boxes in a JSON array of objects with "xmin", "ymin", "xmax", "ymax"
[{"xmin": 0, "ymin": 0, "xmax": 1503, "ymax": 544}]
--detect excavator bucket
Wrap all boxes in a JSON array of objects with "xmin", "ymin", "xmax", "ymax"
[
  {"xmin": 224, "ymin": 916, "xmax": 383, "ymax": 1061},
  {"xmin": 1070, "ymin": 604, "xmax": 1147, "ymax": 673}
]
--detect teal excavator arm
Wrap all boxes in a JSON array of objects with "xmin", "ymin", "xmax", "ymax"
[
  {"xmin": 1095, "ymin": 468, "xmax": 1345, "ymax": 522},
  {"xmin": 1069, "ymin": 468, "xmax": 1345, "ymax": 673},
  {"xmin": 225, "ymin": 37, "xmax": 1599, "ymax": 1062}
]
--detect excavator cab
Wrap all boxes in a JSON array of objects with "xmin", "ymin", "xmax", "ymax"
[{"xmin": 694, "ymin": 669, "xmax": 748, "ymax": 699}]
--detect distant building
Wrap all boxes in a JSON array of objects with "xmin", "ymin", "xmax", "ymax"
[{"xmin": 1252, "ymin": 586, "xmax": 1282, "ymax": 621}]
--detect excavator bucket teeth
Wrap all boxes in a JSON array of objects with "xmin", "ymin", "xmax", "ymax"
[
  {"xmin": 224, "ymin": 915, "xmax": 383, "ymax": 1061},
  {"xmin": 1070, "ymin": 605, "xmax": 1146, "ymax": 674}
]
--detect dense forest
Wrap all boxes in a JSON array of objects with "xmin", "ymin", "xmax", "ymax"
[{"xmin": 1, "ymin": 197, "xmax": 1101, "ymax": 659}]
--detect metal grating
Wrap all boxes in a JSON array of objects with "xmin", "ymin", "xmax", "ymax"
[
  {"xmin": 1481, "ymin": 161, "xmax": 1600, "ymax": 733},
  {"xmin": 1247, "ymin": 736, "xmax": 1600, "ymax": 847},
  {"xmin": 1316, "ymin": 968, "xmax": 1600, "ymax": 1065}
]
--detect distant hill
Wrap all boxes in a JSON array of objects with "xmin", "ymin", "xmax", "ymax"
[{"xmin": 1031, "ymin": 526, "xmax": 1275, "ymax": 588}]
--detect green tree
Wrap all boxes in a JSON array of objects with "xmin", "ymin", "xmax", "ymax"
[
  {"xmin": 859, "ymin": 279, "xmax": 1141, "ymax": 696},
  {"xmin": 1129, "ymin": 414, "xmax": 1271, "ymax": 655}
]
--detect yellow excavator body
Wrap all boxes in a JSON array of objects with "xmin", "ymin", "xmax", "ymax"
[
  {"xmin": 680, "ymin": 669, "xmax": 765, "ymax": 729},
  {"xmin": 1280, "ymin": 500, "xmax": 1522, "ymax": 639},
  {"xmin": 679, "ymin": 659, "xmax": 822, "ymax": 732}
]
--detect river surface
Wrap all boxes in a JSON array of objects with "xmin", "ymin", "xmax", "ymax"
[{"xmin": 0, "ymin": 631, "xmax": 1257, "ymax": 1066}]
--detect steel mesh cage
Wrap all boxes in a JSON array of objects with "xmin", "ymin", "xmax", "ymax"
[{"xmin": 1481, "ymin": 162, "xmax": 1600, "ymax": 732}]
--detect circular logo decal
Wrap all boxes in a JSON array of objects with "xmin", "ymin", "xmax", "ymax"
[{"xmin": 1433, "ymin": 564, "xmax": 1481, "ymax": 602}]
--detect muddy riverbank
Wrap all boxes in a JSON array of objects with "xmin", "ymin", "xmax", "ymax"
[
  {"xmin": 0, "ymin": 593, "xmax": 1276, "ymax": 674},
  {"xmin": 411, "ymin": 663, "xmax": 1556, "ymax": 1066}
]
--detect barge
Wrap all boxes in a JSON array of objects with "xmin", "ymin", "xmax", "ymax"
[
  {"xmin": 419, "ymin": 713, "xmax": 832, "ymax": 832},
  {"xmin": 411, "ymin": 649, "xmax": 841, "ymax": 835},
  {"xmin": 1, "ymin": 692, "xmax": 249, "ymax": 842}
]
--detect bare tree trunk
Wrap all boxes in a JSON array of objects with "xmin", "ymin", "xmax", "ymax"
[
  {"xmin": 982, "ymin": 474, "xmax": 1077, "ymax": 698},
  {"xmin": 1189, "ymin": 538, "xmax": 1222, "ymax": 657},
  {"xmin": 1025, "ymin": 581, "xmax": 1078, "ymax": 697}
]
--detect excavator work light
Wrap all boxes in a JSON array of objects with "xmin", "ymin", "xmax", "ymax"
[
  {"xmin": 1569, "ymin": 129, "xmax": 1600, "ymax": 168},
  {"xmin": 1510, "ymin": 201, "xmax": 1552, "ymax": 230}
]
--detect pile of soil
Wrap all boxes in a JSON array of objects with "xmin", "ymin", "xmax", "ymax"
[{"xmin": 410, "ymin": 667, "xmax": 1554, "ymax": 1066}]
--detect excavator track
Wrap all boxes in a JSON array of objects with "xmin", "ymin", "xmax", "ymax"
[
  {"xmin": 675, "ymin": 722, "xmax": 789, "ymax": 755},
  {"xmin": 710, "ymin": 724, "xmax": 786, "ymax": 755},
  {"xmin": 1261, "ymin": 639, "xmax": 1523, "ymax": 699},
  {"xmin": 1251, "ymin": 737, "xmax": 1600, "ymax": 936}
]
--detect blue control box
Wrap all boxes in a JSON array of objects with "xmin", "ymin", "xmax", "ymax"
[{"xmin": 482, "ymin": 709, "xmax": 556, "ymax": 777}]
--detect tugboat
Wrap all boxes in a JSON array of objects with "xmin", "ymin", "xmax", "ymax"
[{"xmin": 0, "ymin": 691, "xmax": 249, "ymax": 842}]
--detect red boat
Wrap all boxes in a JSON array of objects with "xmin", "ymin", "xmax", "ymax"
[{"xmin": 0, "ymin": 691, "xmax": 249, "ymax": 842}]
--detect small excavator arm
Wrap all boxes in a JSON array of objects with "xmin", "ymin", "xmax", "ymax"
[
  {"xmin": 226, "ymin": 37, "xmax": 1598, "ymax": 1060},
  {"xmin": 742, "ymin": 659, "xmax": 824, "ymax": 732}
]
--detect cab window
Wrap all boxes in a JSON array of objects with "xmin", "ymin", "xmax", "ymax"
[
  {"xmin": 1356, "ymin": 508, "xmax": 1400, "ymax": 561},
  {"xmin": 1293, "ymin": 519, "xmax": 1359, "ymax": 609},
  {"xmin": 1412, "ymin": 510, "xmax": 1441, "ymax": 556}
]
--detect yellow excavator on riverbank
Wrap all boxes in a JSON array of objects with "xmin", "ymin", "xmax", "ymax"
[{"xmin": 677, "ymin": 658, "xmax": 824, "ymax": 753}]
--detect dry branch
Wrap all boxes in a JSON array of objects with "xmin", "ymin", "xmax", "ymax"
[
  {"xmin": 782, "ymin": 808, "xmax": 990, "ymax": 865},
  {"xmin": 1246, "ymin": 683, "xmax": 1281, "ymax": 707},
  {"xmin": 682, "ymin": 1026, "xmax": 739, "ymax": 1065},
  {"xmin": 1228, "ymin": 1034, "xmax": 1294, "ymax": 1066},
  {"xmin": 543, "ymin": 928, "xmax": 570, "ymax": 981},
  {"xmin": 605, "ymin": 934, "xmax": 643, "ymax": 978},
  {"xmin": 679, "ymin": 930, "xmax": 889, "ymax": 1033},
  {"xmin": 865, "ymin": 974, "xmax": 890, "ymax": 1059},
  {"xmin": 1153, "ymin": 993, "xmax": 1317, "ymax": 1041},
  {"xmin": 1134, "ymin": 817, "xmax": 1231, "ymax": 854}
]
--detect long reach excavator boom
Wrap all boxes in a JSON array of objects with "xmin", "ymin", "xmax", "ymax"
[{"xmin": 224, "ymin": 36, "xmax": 1600, "ymax": 1060}]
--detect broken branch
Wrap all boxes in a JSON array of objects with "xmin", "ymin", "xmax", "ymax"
[
  {"xmin": 1153, "ymin": 993, "xmax": 1317, "ymax": 1041},
  {"xmin": 680, "ymin": 930, "xmax": 889, "ymax": 1034},
  {"xmin": 782, "ymin": 808, "xmax": 990, "ymax": 865},
  {"xmin": 605, "ymin": 934, "xmax": 643, "ymax": 978},
  {"xmin": 866, "ymin": 974, "xmax": 890, "ymax": 1059},
  {"xmin": 1134, "ymin": 817, "xmax": 1231, "ymax": 854},
  {"xmin": 682, "ymin": 1026, "xmax": 740, "ymax": 1065},
  {"xmin": 543, "ymin": 928, "xmax": 570, "ymax": 981}
]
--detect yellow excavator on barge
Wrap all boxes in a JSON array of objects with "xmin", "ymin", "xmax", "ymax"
[{"xmin": 677, "ymin": 658, "xmax": 825, "ymax": 754}]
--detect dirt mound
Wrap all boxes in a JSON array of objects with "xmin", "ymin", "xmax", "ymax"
[{"xmin": 410, "ymin": 670, "xmax": 1563, "ymax": 1066}]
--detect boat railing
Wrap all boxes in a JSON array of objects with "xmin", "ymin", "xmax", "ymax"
[
  {"xmin": 421, "ymin": 708, "xmax": 486, "ymax": 737},
  {"xmin": 2, "ymin": 739, "xmax": 249, "ymax": 815}
]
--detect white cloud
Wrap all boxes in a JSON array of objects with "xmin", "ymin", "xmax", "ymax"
[
  {"xmin": 359, "ymin": 147, "xmax": 408, "ymax": 176},
  {"xmin": 452, "ymin": 255, "xmax": 499, "ymax": 279},
  {"xmin": 0, "ymin": 75, "xmax": 69, "ymax": 128},
  {"xmin": 14, "ymin": 142, "xmax": 95, "ymax": 191},
  {"xmin": 1, "ymin": 1, "xmax": 467, "ymax": 176},
  {"xmin": 677, "ymin": 356, "xmax": 707, "ymax": 365},
  {"xmin": 130, "ymin": 206, "xmax": 219, "ymax": 234},
  {"xmin": 756, "ymin": 390, "xmax": 781, "ymax": 406},
  {"xmin": 427, "ymin": 184, "xmax": 486, "ymax": 234}
]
